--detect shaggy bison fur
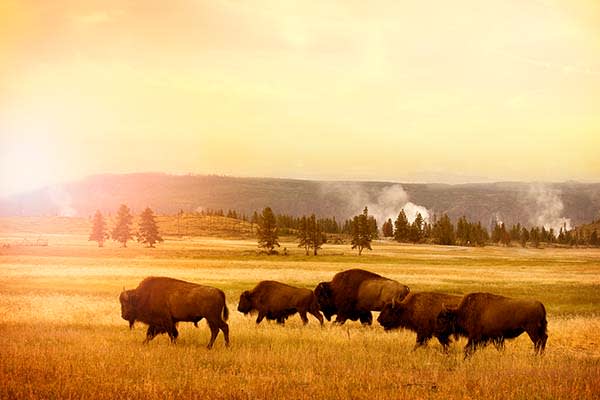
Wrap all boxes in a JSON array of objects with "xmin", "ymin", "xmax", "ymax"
[
  {"xmin": 237, "ymin": 280, "xmax": 323, "ymax": 325},
  {"xmin": 377, "ymin": 292, "xmax": 462, "ymax": 351},
  {"xmin": 119, "ymin": 276, "xmax": 230, "ymax": 348},
  {"xmin": 436, "ymin": 292, "xmax": 548, "ymax": 358},
  {"xmin": 315, "ymin": 269, "xmax": 410, "ymax": 325}
]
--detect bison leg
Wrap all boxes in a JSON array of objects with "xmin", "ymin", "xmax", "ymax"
[
  {"xmin": 310, "ymin": 310, "xmax": 324, "ymax": 326},
  {"xmin": 436, "ymin": 335, "xmax": 451, "ymax": 353},
  {"xmin": 276, "ymin": 316, "xmax": 286, "ymax": 325},
  {"xmin": 256, "ymin": 311, "xmax": 266, "ymax": 325},
  {"xmin": 527, "ymin": 328, "xmax": 548, "ymax": 355},
  {"xmin": 220, "ymin": 320, "xmax": 230, "ymax": 348},
  {"xmin": 334, "ymin": 314, "xmax": 347, "ymax": 325},
  {"xmin": 143, "ymin": 325, "xmax": 160, "ymax": 344},
  {"xmin": 206, "ymin": 321, "xmax": 220, "ymax": 349},
  {"xmin": 168, "ymin": 325, "xmax": 179, "ymax": 344},
  {"xmin": 299, "ymin": 311, "xmax": 309, "ymax": 325},
  {"xmin": 413, "ymin": 334, "xmax": 431, "ymax": 351},
  {"xmin": 359, "ymin": 311, "xmax": 373, "ymax": 326},
  {"xmin": 463, "ymin": 338, "xmax": 478, "ymax": 359}
]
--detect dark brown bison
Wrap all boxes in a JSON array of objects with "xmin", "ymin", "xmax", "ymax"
[
  {"xmin": 377, "ymin": 292, "xmax": 462, "ymax": 351},
  {"xmin": 237, "ymin": 280, "xmax": 323, "ymax": 325},
  {"xmin": 315, "ymin": 269, "xmax": 410, "ymax": 325},
  {"xmin": 119, "ymin": 276, "xmax": 230, "ymax": 349},
  {"xmin": 436, "ymin": 292, "xmax": 547, "ymax": 358}
]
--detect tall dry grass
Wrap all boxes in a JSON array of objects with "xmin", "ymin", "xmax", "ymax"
[{"xmin": 1, "ymin": 235, "xmax": 599, "ymax": 399}]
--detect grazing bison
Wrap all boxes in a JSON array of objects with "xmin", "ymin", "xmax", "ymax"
[
  {"xmin": 119, "ymin": 276, "xmax": 230, "ymax": 349},
  {"xmin": 315, "ymin": 269, "xmax": 410, "ymax": 325},
  {"xmin": 436, "ymin": 292, "xmax": 547, "ymax": 358},
  {"xmin": 237, "ymin": 281, "xmax": 323, "ymax": 325},
  {"xmin": 377, "ymin": 292, "xmax": 462, "ymax": 351}
]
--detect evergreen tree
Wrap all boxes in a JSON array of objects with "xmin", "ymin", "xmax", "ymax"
[
  {"xmin": 351, "ymin": 207, "xmax": 373, "ymax": 255},
  {"xmin": 393, "ymin": 210, "xmax": 410, "ymax": 243},
  {"xmin": 590, "ymin": 230, "xmax": 599, "ymax": 247},
  {"xmin": 89, "ymin": 210, "xmax": 108, "ymax": 247},
  {"xmin": 308, "ymin": 214, "xmax": 325, "ymax": 255},
  {"xmin": 432, "ymin": 214, "xmax": 455, "ymax": 245},
  {"xmin": 297, "ymin": 216, "xmax": 310, "ymax": 255},
  {"xmin": 530, "ymin": 227, "xmax": 540, "ymax": 248},
  {"xmin": 409, "ymin": 212, "xmax": 424, "ymax": 243},
  {"xmin": 257, "ymin": 207, "xmax": 280, "ymax": 254},
  {"xmin": 500, "ymin": 223, "xmax": 511, "ymax": 246},
  {"xmin": 137, "ymin": 207, "xmax": 163, "ymax": 248},
  {"xmin": 368, "ymin": 215, "xmax": 379, "ymax": 239},
  {"xmin": 111, "ymin": 204, "xmax": 134, "ymax": 247},
  {"xmin": 456, "ymin": 216, "xmax": 468, "ymax": 245},
  {"xmin": 520, "ymin": 227, "xmax": 529, "ymax": 248},
  {"xmin": 382, "ymin": 218, "xmax": 394, "ymax": 238}
]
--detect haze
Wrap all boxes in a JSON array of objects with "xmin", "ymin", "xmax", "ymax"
[{"xmin": 1, "ymin": 0, "xmax": 599, "ymax": 196}]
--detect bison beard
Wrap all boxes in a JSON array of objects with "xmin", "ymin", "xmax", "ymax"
[
  {"xmin": 119, "ymin": 277, "xmax": 230, "ymax": 349},
  {"xmin": 315, "ymin": 269, "xmax": 410, "ymax": 325},
  {"xmin": 436, "ymin": 292, "xmax": 548, "ymax": 358},
  {"xmin": 237, "ymin": 280, "xmax": 323, "ymax": 325},
  {"xmin": 377, "ymin": 292, "xmax": 462, "ymax": 351}
]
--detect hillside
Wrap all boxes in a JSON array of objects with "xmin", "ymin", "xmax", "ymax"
[
  {"xmin": 0, "ymin": 214, "xmax": 255, "ymax": 239},
  {"xmin": 1, "ymin": 173, "xmax": 599, "ymax": 229}
]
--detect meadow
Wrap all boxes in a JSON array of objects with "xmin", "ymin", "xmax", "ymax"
[{"xmin": 1, "ymin": 231, "xmax": 599, "ymax": 399}]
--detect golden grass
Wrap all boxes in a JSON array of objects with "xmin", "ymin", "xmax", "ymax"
[{"xmin": 1, "ymin": 235, "xmax": 599, "ymax": 399}]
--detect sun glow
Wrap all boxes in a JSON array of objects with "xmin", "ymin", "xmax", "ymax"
[{"xmin": 0, "ymin": 131, "xmax": 63, "ymax": 196}]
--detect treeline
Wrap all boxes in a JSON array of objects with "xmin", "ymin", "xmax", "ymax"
[{"xmin": 89, "ymin": 204, "xmax": 163, "ymax": 248}]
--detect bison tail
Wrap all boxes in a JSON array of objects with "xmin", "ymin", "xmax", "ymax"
[{"xmin": 222, "ymin": 303, "xmax": 229, "ymax": 321}]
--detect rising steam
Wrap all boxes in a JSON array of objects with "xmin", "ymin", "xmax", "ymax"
[
  {"xmin": 356, "ymin": 184, "xmax": 430, "ymax": 227},
  {"xmin": 527, "ymin": 184, "xmax": 571, "ymax": 233}
]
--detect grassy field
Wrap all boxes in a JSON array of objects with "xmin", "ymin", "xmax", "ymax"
[{"xmin": 1, "ymin": 233, "xmax": 599, "ymax": 399}]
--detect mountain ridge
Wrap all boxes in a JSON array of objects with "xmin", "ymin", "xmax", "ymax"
[{"xmin": 1, "ymin": 173, "xmax": 599, "ymax": 230}]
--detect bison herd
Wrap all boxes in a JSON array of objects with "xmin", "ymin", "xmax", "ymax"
[{"xmin": 119, "ymin": 269, "xmax": 548, "ymax": 358}]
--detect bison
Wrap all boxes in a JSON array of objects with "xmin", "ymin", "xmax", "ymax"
[
  {"xmin": 377, "ymin": 292, "xmax": 462, "ymax": 351},
  {"xmin": 237, "ymin": 280, "xmax": 323, "ymax": 325},
  {"xmin": 315, "ymin": 269, "xmax": 410, "ymax": 325},
  {"xmin": 436, "ymin": 292, "xmax": 548, "ymax": 358},
  {"xmin": 119, "ymin": 276, "xmax": 230, "ymax": 349}
]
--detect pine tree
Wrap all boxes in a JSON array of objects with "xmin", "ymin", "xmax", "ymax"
[
  {"xmin": 409, "ymin": 212, "xmax": 424, "ymax": 243},
  {"xmin": 530, "ymin": 227, "xmax": 540, "ymax": 248},
  {"xmin": 432, "ymin": 214, "xmax": 455, "ymax": 245},
  {"xmin": 368, "ymin": 216, "xmax": 379, "ymax": 239},
  {"xmin": 137, "ymin": 207, "xmax": 163, "ymax": 248},
  {"xmin": 590, "ymin": 230, "xmax": 599, "ymax": 247},
  {"xmin": 351, "ymin": 207, "xmax": 373, "ymax": 255},
  {"xmin": 257, "ymin": 207, "xmax": 280, "ymax": 254},
  {"xmin": 520, "ymin": 227, "xmax": 529, "ymax": 248},
  {"xmin": 89, "ymin": 210, "xmax": 108, "ymax": 247},
  {"xmin": 382, "ymin": 218, "xmax": 394, "ymax": 237},
  {"xmin": 308, "ymin": 214, "xmax": 325, "ymax": 255},
  {"xmin": 297, "ymin": 216, "xmax": 310, "ymax": 255},
  {"xmin": 393, "ymin": 210, "xmax": 409, "ymax": 243},
  {"xmin": 111, "ymin": 204, "xmax": 134, "ymax": 248}
]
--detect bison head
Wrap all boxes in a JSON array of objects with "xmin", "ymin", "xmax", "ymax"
[
  {"xmin": 377, "ymin": 298, "xmax": 405, "ymax": 330},
  {"xmin": 237, "ymin": 291, "xmax": 254, "ymax": 314},
  {"xmin": 436, "ymin": 305, "xmax": 459, "ymax": 336},
  {"xmin": 119, "ymin": 289, "xmax": 137, "ymax": 329},
  {"xmin": 314, "ymin": 282, "xmax": 336, "ymax": 321}
]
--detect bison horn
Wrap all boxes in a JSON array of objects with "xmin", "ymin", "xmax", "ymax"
[{"xmin": 392, "ymin": 298, "xmax": 396, "ymax": 308}]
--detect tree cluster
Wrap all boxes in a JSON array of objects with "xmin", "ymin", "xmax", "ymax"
[{"xmin": 89, "ymin": 204, "xmax": 163, "ymax": 248}]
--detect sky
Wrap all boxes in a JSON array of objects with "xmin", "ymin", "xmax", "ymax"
[{"xmin": 1, "ymin": 0, "xmax": 599, "ymax": 195}]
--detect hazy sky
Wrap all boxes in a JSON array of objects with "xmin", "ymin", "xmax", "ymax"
[{"xmin": 1, "ymin": 0, "xmax": 599, "ymax": 195}]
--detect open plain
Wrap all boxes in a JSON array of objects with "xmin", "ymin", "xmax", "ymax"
[{"xmin": 1, "ymin": 233, "xmax": 599, "ymax": 399}]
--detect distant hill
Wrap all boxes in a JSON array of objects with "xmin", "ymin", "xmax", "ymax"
[
  {"xmin": 0, "ymin": 214, "xmax": 255, "ymax": 239},
  {"xmin": 1, "ymin": 173, "xmax": 599, "ymax": 230}
]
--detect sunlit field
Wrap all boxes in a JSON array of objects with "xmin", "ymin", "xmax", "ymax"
[{"xmin": 1, "ymin": 233, "xmax": 599, "ymax": 399}]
